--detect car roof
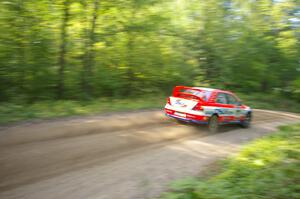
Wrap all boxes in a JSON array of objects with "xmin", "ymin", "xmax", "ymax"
[
  {"xmin": 192, "ymin": 87, "xmax": 234, "ymax": 94},
  {"xmin": 191, "ymin": 87, "xmax": 217, "ymax": 92},
  {"xmin": 178, "ymin": 86, "xmax": 240, "ymax": 100}
]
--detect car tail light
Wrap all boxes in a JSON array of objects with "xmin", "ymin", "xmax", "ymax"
[
  {"xmin": 167, "ymin": 97, "xmax": 171, "ymax": 105},
  {"xmin": 193, "ymin": 103, "xmax": 203, "ymax": 111}
]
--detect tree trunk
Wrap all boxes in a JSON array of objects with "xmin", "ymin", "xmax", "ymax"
[
  {"xmin": 16, "ymin": 0, "xmax": 26, "ymax": 95},
  {"xmin": 57, "ymin": 0, "xmax": 70, "ymax": 99},
  {"xmin": 125, "ymin": 3, "xmax": 137, "ymax": 96},
  {"xmin": 82, "ymin": 0, "xmax": 100, "ymax": 98}
]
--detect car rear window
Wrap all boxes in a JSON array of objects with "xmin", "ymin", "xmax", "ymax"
[{"xmin": 180, "ymin": 89, "xmax": 212, "ymax": 101}]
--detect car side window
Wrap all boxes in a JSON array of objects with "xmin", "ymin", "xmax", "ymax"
[
  {"xmin": 216, "ymin": 93, "xmax": 227, "ymax": 104},
  {"xmin": 226, "ymin": 94, "xmax": 238, "ymax": 105}
]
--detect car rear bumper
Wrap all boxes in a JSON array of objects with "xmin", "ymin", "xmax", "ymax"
[{"xmin": 165, "ymin": 108, "xmax": 209, "ymax": 124}]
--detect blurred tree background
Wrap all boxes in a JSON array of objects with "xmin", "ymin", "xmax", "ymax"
[{"xmin": 0, "ymin": 0, "xmax": 300, "ymax": 103}]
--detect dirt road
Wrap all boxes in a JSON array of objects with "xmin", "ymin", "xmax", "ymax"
[{"xmin": 0, "ymin": 109, "xmax": 299, "ymax": 199}]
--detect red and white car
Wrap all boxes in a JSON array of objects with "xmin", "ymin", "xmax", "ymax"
[{"xmin": 164, "ymin": 86, "xmax": 252, "ymax": 132}]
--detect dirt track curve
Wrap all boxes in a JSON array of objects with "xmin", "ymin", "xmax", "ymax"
[{"xmin": 0, "ymin": 109, "xmax": 299, "ymax": 199}]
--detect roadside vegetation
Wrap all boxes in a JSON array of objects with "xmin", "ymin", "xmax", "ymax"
[
  {"xmin": 160, "ymin": 123, "xmax": 300, "ymax": 199},
  {"xmin": 1, "ymin": 92, "xmax": 300, "ymax": 125},
  {"xmin": 0, "ymin": 90, "xmax": 300, "ymax": 124},
  {"xmin": 0, "ymin": 95, "xmax": 166, "ymax": 124},
  {"xmin": 237, "ymin": 92, "xmax": 300, "ymax": 114}
]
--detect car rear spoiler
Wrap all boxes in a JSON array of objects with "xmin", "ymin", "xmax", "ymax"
[{"xmin": 172, "ymin": 86, "xmax": 205, "ymax": 101}]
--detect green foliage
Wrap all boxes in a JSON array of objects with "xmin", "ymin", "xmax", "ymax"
[
  {"xmin": 0, "ymin": 0, "xmax": 299, "ymax": 102},
  {"xmin": 160, "ymin": 123, "xmax": 300, "ymax": 199}
]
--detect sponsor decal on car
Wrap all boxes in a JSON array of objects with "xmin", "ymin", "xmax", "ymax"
[
  {"xmin": 213, "ymin": 109, "xmax": 234, "ymax": 115},
  {"xmin": 175, "ymin": 99, "xmax": 187, "ymax": 108}
]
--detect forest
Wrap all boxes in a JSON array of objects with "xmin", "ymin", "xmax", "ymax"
[{"xmin": 0, "ymin": 0, "xmax": 300, "ymax": 103}]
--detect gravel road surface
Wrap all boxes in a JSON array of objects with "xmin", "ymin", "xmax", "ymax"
[{"xmin": 0, "ymin": 109, "xmax": 299, "ymax": 199}]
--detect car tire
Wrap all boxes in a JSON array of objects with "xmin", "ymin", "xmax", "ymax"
[
  {"xmin": 241, "ymin": 113, "xmax": 251, "ymax": 128},
  {"xmin": 208, "ymin": 115, "xmax": 219, "ymax": 133}
]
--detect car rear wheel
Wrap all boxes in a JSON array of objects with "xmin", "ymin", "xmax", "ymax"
[
  {"xmin": 208, "ymin": 115, "xmax": 219, "ymax": 133},
  {"xmin": 241, "ymin": 113, "xmax": 251, "ymax": 128},
  {"xmin": 176, "ymin": 119, "xmax": 186, "ymax": 124}
]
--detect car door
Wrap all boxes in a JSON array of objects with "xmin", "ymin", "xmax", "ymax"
[
  {"xmin": 225, "ymin": 93, "xmax": 241, "ymax": 120},
  {"xmin": 214, "ymin": 92, "xmax": 235, "ymax": 122}
]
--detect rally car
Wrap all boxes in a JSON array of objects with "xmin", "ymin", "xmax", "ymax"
[{"xmin": 164, "ymin": 86, "xmax": 252, "ymax": 132}]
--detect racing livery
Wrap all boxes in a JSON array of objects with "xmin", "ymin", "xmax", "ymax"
[{"xmin": 164, "ymin": 86, "xmax": 252, "ymax": 132}]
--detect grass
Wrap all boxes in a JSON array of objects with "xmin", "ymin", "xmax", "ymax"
[
  {"xmin": 0, "ymin": 92, "xmax": 299, "ymax": 125},
  {"xmin": 0, "ymin": 95, "xmax": 167, "ymax": 125},
  {"xmin": 160, "ymin": 123, "xmax": 300, "ymax": 199}
]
